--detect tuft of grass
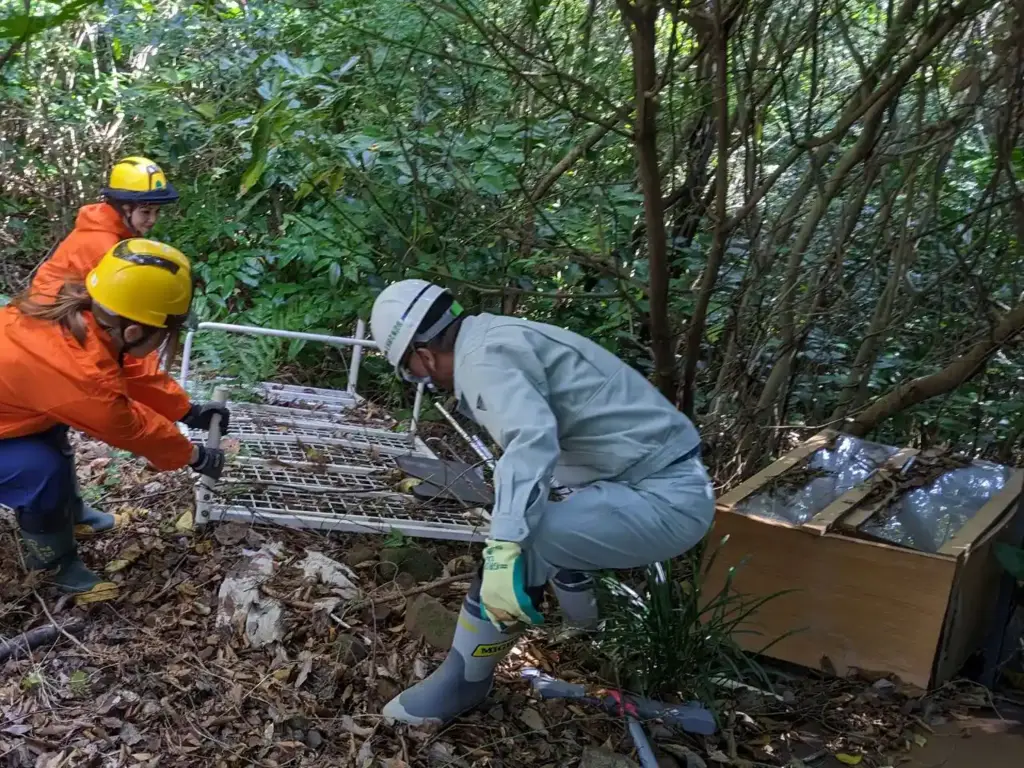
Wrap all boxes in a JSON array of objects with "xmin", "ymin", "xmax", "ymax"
[{"xmin": 595, "ymin": 534, "xmax": 794, "ymax": 710}]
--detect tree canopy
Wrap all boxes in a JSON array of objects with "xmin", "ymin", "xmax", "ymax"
[{"xmin": 2, "ymin": 0, "xmax": 1022, "ymax": 472}]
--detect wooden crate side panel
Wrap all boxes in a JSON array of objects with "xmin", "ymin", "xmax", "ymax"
[
  {"xmin": 933, "ymin": 495, "xmax": 1024, "ymax": 684},
  {"xmin": 704, "ymin": 511, "xmax": 957, "ymax": 688}
]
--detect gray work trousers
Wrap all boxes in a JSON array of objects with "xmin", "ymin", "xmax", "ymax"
[{"xmin": 521, "ymin": 455, "xmax": 716, "ymax": 587}]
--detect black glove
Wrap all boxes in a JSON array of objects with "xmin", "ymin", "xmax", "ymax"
[
  {"xmin": 181, "ymin": 402, "xmax": 231, "ymax": 434},
  {"xmin": 190, "ymin": 446, "xmax": 226, "ymax": 480}
]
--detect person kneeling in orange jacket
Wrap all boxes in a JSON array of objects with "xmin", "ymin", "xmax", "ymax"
[{"xmin": 0, "ymin": 239, "xmax": 229, "ymax": 604}]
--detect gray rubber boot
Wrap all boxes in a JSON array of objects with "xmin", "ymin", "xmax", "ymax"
[
  {"xmin": 18, "ymin": 510, "xmax": 118, "ymax": 604},
  {"xmin": 383, "ymin": 579, "xmax": 520, "ymax": 725},
  {"xmin": 551, "ymin": 569, "xmax": 600, "ymax": 629}
]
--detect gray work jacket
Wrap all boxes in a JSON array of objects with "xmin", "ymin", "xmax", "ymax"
[{"xmin": 453, "ymin": 314, "xmax": 700, "ymax": 542}]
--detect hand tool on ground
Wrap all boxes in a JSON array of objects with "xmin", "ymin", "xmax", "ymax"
[{"xmin": 522, "ymin": 667, "xmax": 717, "ymax": 735}]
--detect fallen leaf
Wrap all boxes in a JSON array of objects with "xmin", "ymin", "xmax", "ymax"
[
  {"xmin": 836, "ymin": 755, "xmax": 863, "ymax": 766},
  {"xmin": 913, "ymin": 733, "xmax": 928, "ymax": 747},
  {"xmin": 175, "ymin": 510, "xmax": 194, "ymax": 532},
  {"xmin": 518, "ymin": 707, "xmax": 546, "ymax": 732},
  {"xmin": 398, "ymin": 477, "xmax": 422, "ymax": 493}
]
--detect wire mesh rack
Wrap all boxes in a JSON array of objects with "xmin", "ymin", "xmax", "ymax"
[{"xmin": 192, "ymin": 383, "xmax": 489, "ymax": 541}]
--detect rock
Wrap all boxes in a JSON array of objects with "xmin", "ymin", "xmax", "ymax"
[
  {"xmin": 381, "ymin": 546, "xmax": 442, "ymax": 582},
  {"xmin": 344, "ymin": 545, "xmax": 376, "ymax": 567},
  {"xmin": 579, "ymin": 746, "xmax": 640, "ymax": 768},
  {"xmin": 334, "ymin": 633, "xmax": 369, "ymax": 664},
  {"xmin": 405, "ymin": 595, "xmax": 457, "ymax": 649},
  {"xmin": 396, "ymin": 572, "xmax": 417, "ymax": 590},
  {"xmin": 517, "ymin": 707, "xmax": 546, "ymax": 732},
  {"xmin": 306, "ymin": 729, "xmax": 323, "ymax": 750}
]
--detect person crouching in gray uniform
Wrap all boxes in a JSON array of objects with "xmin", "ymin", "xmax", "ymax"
[{"xmin": 369, "ymin": 279, "xmax": 716, "ymax": 725}]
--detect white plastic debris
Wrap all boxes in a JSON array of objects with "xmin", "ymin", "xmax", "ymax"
[
  {"xmin": 298, "ymin": 550, "xmax": 359, "ymax": 598},
  {"xmin": 216, "ymin": 542, "xmax": 285, "ymax": 647}
]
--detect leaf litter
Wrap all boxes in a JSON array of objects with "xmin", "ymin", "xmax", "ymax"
[{"xmin": 0, "ymin": 436, "xmax": 987, "ymax": 767}]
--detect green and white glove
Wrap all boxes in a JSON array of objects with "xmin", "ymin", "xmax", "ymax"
[{"xmin": 480, "ymin": 539, "xmax": 544, "ymax": 629}]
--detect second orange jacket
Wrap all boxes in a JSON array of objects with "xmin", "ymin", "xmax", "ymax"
[
  {"xmin": 30, "ymin": 202, "xmax": 191, "ymax": 408},
  {"xmin": 0, "ymin": 306, "xmax": 194, "ymax": 471}
]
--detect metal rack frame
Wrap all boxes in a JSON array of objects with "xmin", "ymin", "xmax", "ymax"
[{"xmin": 178, "ymin": 321, "xmax": 487, "ymax": 542}]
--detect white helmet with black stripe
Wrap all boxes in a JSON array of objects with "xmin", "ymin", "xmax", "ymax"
[{"xmin": 370, "ymin": 279, "xmax": 463, "ymax": 380}]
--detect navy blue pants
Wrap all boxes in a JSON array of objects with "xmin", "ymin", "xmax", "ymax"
[{"xmin": 0, "ymin": 426, "xmax": 75, "ymax": 534}]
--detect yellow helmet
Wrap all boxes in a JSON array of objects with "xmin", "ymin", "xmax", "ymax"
[
  {"xmin": 102, "ymin": 156, "xmax": 179, "ymax": 204},
  {"xmin": 86, "ymin": 239, "xmax": 193, "ymax": 328}
]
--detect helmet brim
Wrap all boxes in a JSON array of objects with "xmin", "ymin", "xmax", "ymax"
[{"xmin": 101, "ymin": 181, "xmax": 179, "ymax": 204}]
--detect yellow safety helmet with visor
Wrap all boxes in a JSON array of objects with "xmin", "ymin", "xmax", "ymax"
[{"xmin": 86, "ymin": 239, "xmax": 193, "ymax": 329}]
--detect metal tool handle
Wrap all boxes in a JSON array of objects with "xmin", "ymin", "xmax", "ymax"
[{"xmin": 201, "ymin": 385, "xmax": 229, "ymax": 491}]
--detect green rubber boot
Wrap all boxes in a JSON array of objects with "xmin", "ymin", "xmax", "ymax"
[
  {"xmin": 19, "ymin": 514, "xmax": 118, "ymax": 604},
  {"xmin": 70, "ymin": 494, "xmax": 123, "ymax": 538},
  {"xmin": 382, "ymin": 578, "xmax": 521, "ymax": 725}
]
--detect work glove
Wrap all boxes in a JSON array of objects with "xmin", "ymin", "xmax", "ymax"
[
  {"xmin": 190, "ymin": 446, "xmax": 226, "ymax": 480},
  {"xmin": 480, "ymin": 539, "xmax": 544, "ymax": 629},
  {"xmin": 181, "ymin": 401, "xmax": 231, "ymax": 434}
]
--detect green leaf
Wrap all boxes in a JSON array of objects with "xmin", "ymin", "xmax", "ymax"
[
  {"xmin": 239, "ymin": 115, "xmax": 273, "ymax": 196},
  {"xmin": 194, "ymin": 102, "xmax": 217, "ymax": 120},
  {"xmin": 328, "ymin": 262, "xmax": 342, "ymax": 287}
]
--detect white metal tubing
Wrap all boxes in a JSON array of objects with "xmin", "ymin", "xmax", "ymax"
[
  {"xmin": 348, "ymin": 318, "xmax": 367, "ymax": 395},
  {"xmin": 179, "ymin": 330, "xmax": 196, "ymax": 388},
  {"xmin": 207, "ymin": 506, "xmax": 487, "ymax": 542},
  {"xmin": 178, "ymin": 322, "xmax": 378, "ymax": 391},
  {"xmin": 410, "ymin": 383, "xmax": 425, "ymax": 440}
]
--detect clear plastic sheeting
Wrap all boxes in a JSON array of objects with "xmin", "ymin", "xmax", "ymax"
[
  {"xmin": 735, "ymin": 435, "xmax": 899, "ymax": 525},
  {"xmin": 858, "ymin": 461, "xmax": 1012, "ymax": 553}
]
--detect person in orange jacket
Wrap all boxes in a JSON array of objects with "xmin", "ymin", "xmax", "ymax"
[
  {"xmin": 0, "ymin": 239, "xmax": 230, "ymax": 604},
  {"xmin": 28, "ymin": 158, "xmax": 190, "ymax": 540},
  {"xmin": 31, "ymin": 156, "xmax": 179, "ymax": 301}
]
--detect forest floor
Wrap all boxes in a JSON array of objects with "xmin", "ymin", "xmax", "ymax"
[{"xmin": 0, "ymin": 437, "xmax": 1017, "ymax": 768}]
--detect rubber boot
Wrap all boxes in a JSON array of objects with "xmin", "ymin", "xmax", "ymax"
[
  {"xmin": 383, "ymin": 578, "xmax": 520, "ymax": 725},
  {"xmin": 18, "ymin": 510, "xmax": 118, "ymax": 605},
  {"xmin": 70, "ymin": 493, "xmax": 123, "ymax": 539},
  {"xmin": 551, "ymin": 569, "xmax": 599, "ymax": 629}
]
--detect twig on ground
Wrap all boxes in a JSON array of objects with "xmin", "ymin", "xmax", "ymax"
[
  {"xmin": 0, "ymin": 618, "xmax": 86, "ymax": 663},
  {"xmin": 344, "ymin": 571, "xmax": 476, "ymax": 613},
  {"xmin": 32, "ymin": 591, "xmax": 93, "ymax": 657}
]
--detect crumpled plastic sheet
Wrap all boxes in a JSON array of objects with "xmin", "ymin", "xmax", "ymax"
[
  {"xmin": 858, "ymin": 460, "xmax": 1011, "ymax": 553},
  {"xmin": 735, "ymin": 435, "xmax": 899, "ymax": 526}
]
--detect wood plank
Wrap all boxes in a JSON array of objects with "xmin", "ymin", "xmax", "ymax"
[
  {"xmin": 805, "ymin": 446, "xmax": 920, "ymax": 535},
  {"xmin": 939, "ymin": 469, "xmax": 1024, "ymax": 556},
  {"xmin": 702, "ymin": 510, "xmax": 956, "ymax": 688},
  {"xmin": 716, "ymin": 429, "xmax": 837, "ymax": 512}
]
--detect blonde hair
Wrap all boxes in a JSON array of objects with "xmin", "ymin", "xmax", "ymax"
[{"xmin": 11, "ymin": 282, "xmax": 93, "ymax": 345}]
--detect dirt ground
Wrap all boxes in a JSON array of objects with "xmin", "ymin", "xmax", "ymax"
[{"xmin": 901, "ymin": 704, "xmax": 1024, "ymax": 768}]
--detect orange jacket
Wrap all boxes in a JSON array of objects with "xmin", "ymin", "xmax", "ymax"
[
  {"xmin": 0, "ymin": 306, "xmax": 194, "ymax": 471},
  {"xmin": 30, "ymin": 202, "xmax": 189, "ymax": 394},
  {"xmin": 32, "ymin": 203, "xmax": 133, "ymax": 300}
]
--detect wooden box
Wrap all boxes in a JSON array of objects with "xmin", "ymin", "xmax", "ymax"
[{"xmin": 705, "ymin": 430, "xmax": 1024, "ymax": 688}]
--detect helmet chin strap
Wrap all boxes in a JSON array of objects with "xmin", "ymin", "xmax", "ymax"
[
  {"xmin": 93, "ymin": 310, "xmax": 157, "ymax": 366},
  {"xmin": 114, "ymin": 202, "xmax": 142, "ymax": 236}
]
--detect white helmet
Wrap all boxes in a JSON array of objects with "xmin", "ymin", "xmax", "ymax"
[{"xmin": 370, "ymin": 279, "xmax": 462, "ymax": 375}]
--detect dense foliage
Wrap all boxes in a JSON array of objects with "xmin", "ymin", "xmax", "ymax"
[{"xmin": 2, "ymin": 0, "xmax": 1022, "ymax": 474}]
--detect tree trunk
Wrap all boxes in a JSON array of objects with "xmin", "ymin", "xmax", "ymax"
[
  {"xmin": 617, "ymin": 0, "xmax": 677, "ymax": 400},
  {"xmin": 680, "ymin": 0, "xmax": 730, "ymax": 417}
]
